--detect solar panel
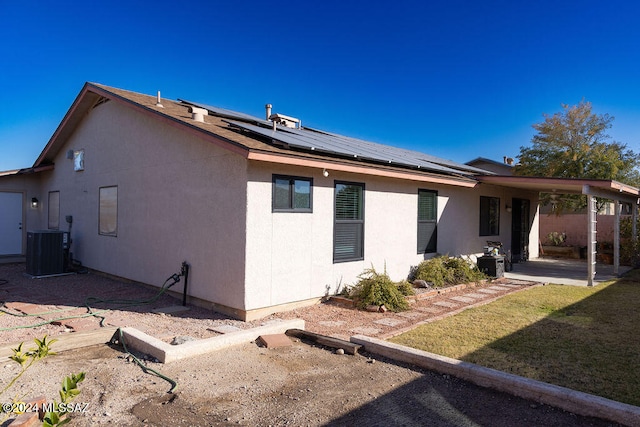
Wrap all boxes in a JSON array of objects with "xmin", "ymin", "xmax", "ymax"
[
  {"xmin": 179, "ymin": 99, "xmax": 490, "ymax": 177},
  {"xmin": 225, "ymin": 120, "xmax": 476, "ymax": 175},
  {"xmin": 303, "ymin": 127, "xmax": 490, "ymax": 175}
]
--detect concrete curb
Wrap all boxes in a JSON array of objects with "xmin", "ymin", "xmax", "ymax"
[
  {"xmin": 120, "ymin": 319, "xmax": 305, "ymax": 363},
  {"xmin": 0, "ymin": 327, "xmax": 118, "ymax": 359},
  {"xmin": 351, "ymin": 335, "xmax": 640, "ymax": 426}
]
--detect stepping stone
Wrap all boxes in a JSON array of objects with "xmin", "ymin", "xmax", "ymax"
[
  {"xmin": 57, "ymin": 307, "xmax": 91, "ymax": 316},
  {"xmin": 498, "ymin": 284, "xmax": 522, "ymax": 288},
  {"xmin": 477, "ymin": 288, "xmax": 499, "ymax": 294},
  {"xmin": 374, "ymin": 318, "xmax": 406, "ymax": 327},
  {"xmin": 395, "ymin": 311, "xmax": 423, "ymax": 319},
  {"xmin": 450, "ymin": 296, "xmax": 476, "ymax": 303},
  {"xmin": 488, "ymin": 286, "xmax": 511, "ymax": 291},
  {"xmin": 63, "ymin": 317, "xmax": 100, "ymax": 332},
  {"xmin": 416, "ymin": 306, "xmax": 443, "ymax": 313},
  {"xmin": 318, "ymin": 320, "xmax": 346, "ymax": 327},
  {"xmin": 3, "ymin": 301, "xmax": 30, "ymax": 312},
  {"xmin": 349, "ymin": 326, "xmax": 382, "ymax": 335},
  {"xmin": 152, "ymin": 305, "xmax": 191, "ymax": 314},
  {"xmin": 104, "ymin": 316, "xmax": 131, "ymax": 328},
  {"xmin": 433, "ymin": 301, "xmax": 459, "ymax": 308},
  {"xmin": 465, "ymin": 293, "xmax": 488, "ymax": 299},
  {"xmin": 208, "ymin": 324, "xmax": 241, "ymax": 334},
  {"xmin": 256, "ymin": 334, "xmax": 292, "ymax": 348},
  {"xmin": 19, "ymin": 303, "xmax": 54, "ymax": 315}
]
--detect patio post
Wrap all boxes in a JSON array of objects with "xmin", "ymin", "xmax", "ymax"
[
  {"xmin": 614, "ymin": 200, "xmax": 620, "ymax": 276},
  {"xmin": 586, "ymin": 193, "xmax": 596, "ymax": 286},
  {"xmin": 634, "ymin": 202, "xmax": 638, "ymax": 246}
]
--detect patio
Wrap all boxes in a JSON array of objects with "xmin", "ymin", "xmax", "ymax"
[{"xmin": 505, "ymin": 257, "xmax": 633, "ymax": 286}]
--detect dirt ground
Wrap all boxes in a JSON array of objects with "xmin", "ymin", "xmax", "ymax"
[
  {"xmin": 0, "ymin": 263, "xmax": 624, "ymax": 426},
  {"xmin": 4, "ymin": 340, "xmax": 622, "ymax": 427}
]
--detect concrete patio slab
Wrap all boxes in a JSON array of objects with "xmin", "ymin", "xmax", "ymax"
[{"xmin": 505, "ymin": 258, "xmax": 632, "ymax": 287}]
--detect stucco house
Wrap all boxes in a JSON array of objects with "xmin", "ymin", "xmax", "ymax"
[{"xmin": 1, "ymin": 83, "xmax": 636, "ymax": 319}]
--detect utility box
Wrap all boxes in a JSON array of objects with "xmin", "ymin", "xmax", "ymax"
[
  {"xmin": 477, "ymin": 255, "xmax": 505, "ymax": 278},
  {"xmin": 26, "ymin": 231, "xmax": 69, "ymax": 277}
]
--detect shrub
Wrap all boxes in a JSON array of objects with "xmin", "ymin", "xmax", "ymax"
[
  {"xmin": 547, "ymin": 231, "xmax": 567, "ymax": 246},
  {"xmin": 396, "ymin": 280, "xmax": 415, "ymax": 296},
  {"xmin": 412, "ymin": 256, "xmax": 486, "ymax": 288},
  {"xmin": 349, "ymin": 265, "xmax": 410, "ymax": 312},
  {"xmin": 411, "ymin": 256, "xmax": 451, "ymax": 287},
  {"xmin": 621, "ymin": 217, "xmax": 640, "ymax": 267}
]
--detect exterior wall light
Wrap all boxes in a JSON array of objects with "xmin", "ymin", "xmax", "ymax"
[
  {"xmin": 505, "ymin": 204, "xmax": 512, "ymax": 213},
  {"xmin": 31, "ymin": 197, "xmax": 39, "ymax": 209},
  {"xmin": 323, "ymin": 168, "xmax": 329, "ymax": 177}
]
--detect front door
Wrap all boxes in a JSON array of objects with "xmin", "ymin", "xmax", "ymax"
[
  {"xmin": 511, "ymin": 198, "xmax": 530, "ymax": 262},
  {"xmin": 0, "ymin": 192, "xmax": 23, "ymax": 255}
]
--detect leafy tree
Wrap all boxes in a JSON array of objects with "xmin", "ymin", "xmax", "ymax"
[{"xmin": 514, "ymin": 100, "xmax": 640, "ymax": 212}]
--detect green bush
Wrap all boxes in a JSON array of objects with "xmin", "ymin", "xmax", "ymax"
[
  {"xmin": 547, "ymin": 231, "xmax": 567, "ymax": 246},
  {"xmin": 412, "ymin": 256, "xmax": 486, "ymax": 288},
  {"xmin": 621, "ymin": 217, "xmax": 640, "ymax": 267},
  {"xmin": 350, "ymin": 265, "xmax": 410, "ymax": 312},
  {"xmin": 396, "ymin": 280, "xmax": 415, "ymax": 297}
]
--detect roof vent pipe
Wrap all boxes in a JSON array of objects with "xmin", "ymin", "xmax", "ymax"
[
  {"xmin": 155, "ymin": 91, "xmax": 164, "ymax": 108},
  {"xmin": 188, "ymin": 106, "xmax": 208, "ymax": 123},
  {"xmin": 265, "ymin": 104, "xmax": 272, "ymax": 120}
]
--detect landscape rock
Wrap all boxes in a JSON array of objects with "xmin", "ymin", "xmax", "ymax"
[
  {"xmin": 170, "ymin": 335, "xmax": 197, "ymax": 345},
  {"xmin": 413, "ymin": 279, "xmax": 432, "ymax": 288}
]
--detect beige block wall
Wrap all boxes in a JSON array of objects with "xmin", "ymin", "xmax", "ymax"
[
  {"xmin": 540, "ymin": 212, "xmax": 624, "ymax": 246},
  {"xmin": 35, "ymin": 100, "xmax": 248, "ymax": 308},
  {"xmin": 245, "ymin": 162, "xmax": 540, "ymax": 311}
]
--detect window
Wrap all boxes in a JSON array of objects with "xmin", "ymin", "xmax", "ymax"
[
  {"xmin": 480, "ymin": 196, "xmax": 500, "ymax": 236},
  {"xmin": 417, "ymin": 190, "xmax": 437, "ymax": 253},
  {"xmin": 99, "ymin": 186, "xmax": 118, "ymax": 236},
  {"xmin": 272, "ymin": 175, "xmax": 312, "ymax": 212},
  {"xmin": 334, "ymin": 182, "xmax": 364, "ymax": 262},
  {"xmin": 48, "ymin": 191, "xmax": 60, "ymax": 230}
]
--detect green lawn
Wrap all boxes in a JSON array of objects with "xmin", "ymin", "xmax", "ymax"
[{"xmin": 390, "ymin": 270, "xmax": 640, "ymax": 406}]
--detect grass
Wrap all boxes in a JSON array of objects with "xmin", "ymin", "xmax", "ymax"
[{"xmin": 389, "ymin": 270, "xmax": 640, "ymax": 406}]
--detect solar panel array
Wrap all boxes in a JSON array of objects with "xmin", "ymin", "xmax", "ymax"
[{"xmin": 180, "ymin": 99, "xmax": 490, "ymax": 177}]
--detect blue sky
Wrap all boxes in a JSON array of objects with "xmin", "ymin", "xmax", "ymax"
[{"xmin": 1, "ymin": 1, "xmax": 640, "ymax": 171}]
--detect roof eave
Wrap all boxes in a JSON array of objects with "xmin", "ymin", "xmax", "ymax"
[{"xmin": 247, "ymin": 150, "xmax": 478, "ymax": 188}]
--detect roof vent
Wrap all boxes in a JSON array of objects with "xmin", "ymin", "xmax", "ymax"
[
  {"xmin": 265, "ymin": 104, "xmax": 272, "ymax": 120},
  {"xmin": 269, "ymin": 113, "xmax": 301, "ymax": 129},
  {"xmin": 155, "ymin": 91, "xmax": 164, "ymax": 108},
  {"xmin": 188, "ymin": 106, "xmax": 208, "ymax": 123}
]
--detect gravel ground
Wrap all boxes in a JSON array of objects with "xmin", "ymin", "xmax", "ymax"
[
  {"xmin": 4, "ymin": 341, "xmax": 622, "ymax": 426},
  {"xmin": 0, "ymin": 262, "xmax": 624, "ymax": 426}
]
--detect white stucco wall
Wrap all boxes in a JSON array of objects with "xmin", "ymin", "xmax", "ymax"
[
  {"xmin": 244, "ymin": 163, "xmax": 540, "ymax": 311},
  {"xmin": 0, "ymin": 173, "xmax": 43, "ymax": 255},
  {"xmin": 34, "ymin": 101, "xmax": 248, "ymax": 309}
]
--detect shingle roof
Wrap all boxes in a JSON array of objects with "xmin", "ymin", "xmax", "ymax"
[{"xmin": 34, "ymin": 82, "xmax": 483, "ymax": 187}]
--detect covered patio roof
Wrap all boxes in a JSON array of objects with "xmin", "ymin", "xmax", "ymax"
[
  {"xmin": 475, "ymin": 176, "xmax": 640, "ymax": 202},
  {"xmin": 476, "ymin": 175, "xmax": 640, "ymax": 286}
]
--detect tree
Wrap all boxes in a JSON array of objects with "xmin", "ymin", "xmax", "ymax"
[{"xmin": 514, "ymin": 100, "xmax": 640, "ymax": 212}]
